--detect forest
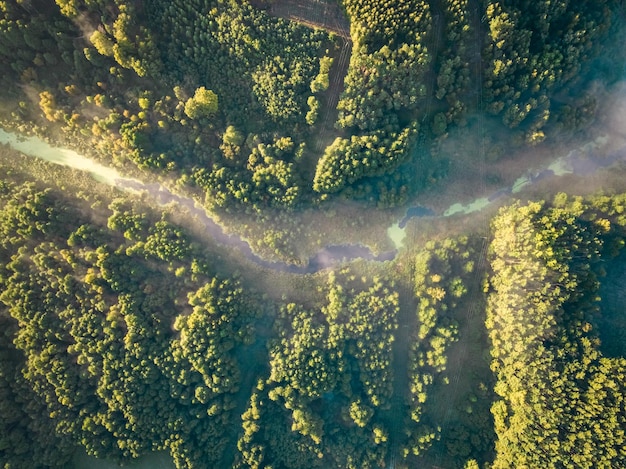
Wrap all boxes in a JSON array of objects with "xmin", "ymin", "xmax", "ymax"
[
  {"xmin": 2, "ymin": 144, "xmax": 626, "ymax": 468},
  {"xmin": 2, "ymin": 0, "xmax": 626, "ymax": 468},
  {"xmin": 0, "ymin": 0, "xmax": 621, "ymax": 211},
  {"xmin": 486, "ymin": 196, "xmax": 626, "ymax": 468}
]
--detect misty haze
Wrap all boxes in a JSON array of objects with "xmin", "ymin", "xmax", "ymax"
[{"xmin": 0, "ymin": 1, "xmax": 625, "ymax": 469}]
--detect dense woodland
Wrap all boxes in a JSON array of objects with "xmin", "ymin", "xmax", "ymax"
[
  {"xmin": 0, "ymin": 175, "xmax": 262, "ymax": 468},
  {"xmin": 486, "ymin": 197, "xmax": 626, "ymax": 468},
  {"xmin": 2, "ymin": 0, "xmax": 626, "ymax": 468},
  {"xmin": 2, "ymin": 148, "xmax": 626, "ymax": 468},
  {"xmin": 0, "ymin": 162, "xmax": 486, "ymax": 468},
  {"xmin": 0, "ymin": 0, "xmax": 621, "ymax": 210}
]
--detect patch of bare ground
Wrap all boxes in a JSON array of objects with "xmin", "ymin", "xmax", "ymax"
[{"xmin": 250, "ymin": 0, "xmax": 351, "ymax": 39}]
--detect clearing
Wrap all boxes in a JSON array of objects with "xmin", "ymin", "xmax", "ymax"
[{"xmin": 250, "ymin": 0, "xmax": 351, "ymax": 39}]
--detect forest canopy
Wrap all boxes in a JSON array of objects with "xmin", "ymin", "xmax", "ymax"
[
  {"xmin": 2, "ymin": 150, "xmax": 626, "ymax": 468},
  {"xmin": 2, "ymin": 0, "xmax": 626, "ymax": 467},
  {"xmin": 0, "ymin": 0, "xmax": 621, "ymax": 210}
]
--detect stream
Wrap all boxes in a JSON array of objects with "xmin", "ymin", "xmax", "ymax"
[
  {"xmin": 2, "ymin": 128, "xmax": 626, "ymax": 273},
  {"xmin": 2, "ymin": 128, "xmax": 626, "ymax": 469}
]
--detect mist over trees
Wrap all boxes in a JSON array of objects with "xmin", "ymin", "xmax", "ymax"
[
  {"xmin": 0, "ymin": 0, "xmax": 620, "ymax": 210},
  {"xmin": 3, "ymin": 152, "xmax": 626, "ymax": 468},
  {"xmin": 1, "ymin": 0, "xmax": 626, "ymax": 468}
]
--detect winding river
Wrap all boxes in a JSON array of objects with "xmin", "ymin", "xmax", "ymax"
[{"xmin": 2, "ymin": 128, "xmax": 625, "ymax": 273}]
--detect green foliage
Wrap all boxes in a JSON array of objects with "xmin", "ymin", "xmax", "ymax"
[
  {"xmin": 246, "ymin": 137, "xmax": 304, "ymax": 209},
  {"xmin": 482, "ymin": 0, "xmax": 613, "ymax": 142},
  {"xmin": 314, "ymin": 0, "xmax": 432, "ymax": 194},
  {"xmin": 310, "ymin": 56, "xmax": 333, "ymax": 93},
  {"xmin": 403, "ymin": 238, "xmax": 476, "ymax": 458},
  {"xmin": 184, "ymin": 87, "xmax": 219, "ymax": 120},
  {"xmin": 0, "ymin": 178, "xmax": 258, "ymax": 468},
  {"xmin": 434, "ymin": 0, "xmax": 472, "ymax": 126},
  {"xmin": 237, "ymin": 273, "xmax": 399, "ymax": 468},
  {"xmin": 5, "ymin": 158, "xmax": 626, "ymax": 468},
  {"xmin": 337, "ymin": 43, "xmax": 429, "ymax": 131},
  {"xmin": 90, "ymin": 30, "xmax": 115, "ymax": 58},
  {"xmin": 487, "ymin": 199, "xmax": 626, "ymax": 468},
  {"xmin": 79, "ymin": 1, "xmax": 162, "ymax": 76},
  {"xmin": 305, "ymin": 96, "xmax": 320, "ymax": 125},
  {"xmin": 252, "ymin": 56, "xmax": 310, "ymax": 123},
  {"xmin": 343, "ymin": 0, "xmax": 431, "ymax": 50},
  {"xmin": 313, "ymin": 123, "xmax": 418, "ymax": 194},
  {"xmin": 195, "ymin": 134, "xmax": 307, "ymax": 211},
  {"xmin": 0, "ymin": 0, "xmax": 618, "ymax": 209},
  {"xmin": 0, "ymin": 189, "xmax": 75, "ymax": 467},
  {"xmin": 222, "ymin": 125, "xmax": 244, "ymax": 147}
]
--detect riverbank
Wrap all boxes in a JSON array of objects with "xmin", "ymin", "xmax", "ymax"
[{"xmin": 4, "ymin": 123, "xmax": 626, "ymax": 274}]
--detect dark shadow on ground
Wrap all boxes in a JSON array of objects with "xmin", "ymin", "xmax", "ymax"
[{"xmin": 597, "ymin": 252, "xmax": 626, "ymax": 358}]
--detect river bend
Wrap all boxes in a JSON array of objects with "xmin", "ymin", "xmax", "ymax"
[{"xmin": 2, "ymin": 128, "xmax": 625, "ymax": 273}]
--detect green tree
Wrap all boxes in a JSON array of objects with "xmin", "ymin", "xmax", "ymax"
[{"xmin": 184, "ymin": 87, "xmax": 219, "ymax": 119}]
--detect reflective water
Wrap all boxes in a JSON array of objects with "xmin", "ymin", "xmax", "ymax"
[{"xmin": 2, "ymin": 128, "xmax": 626, "ymax": 272}]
